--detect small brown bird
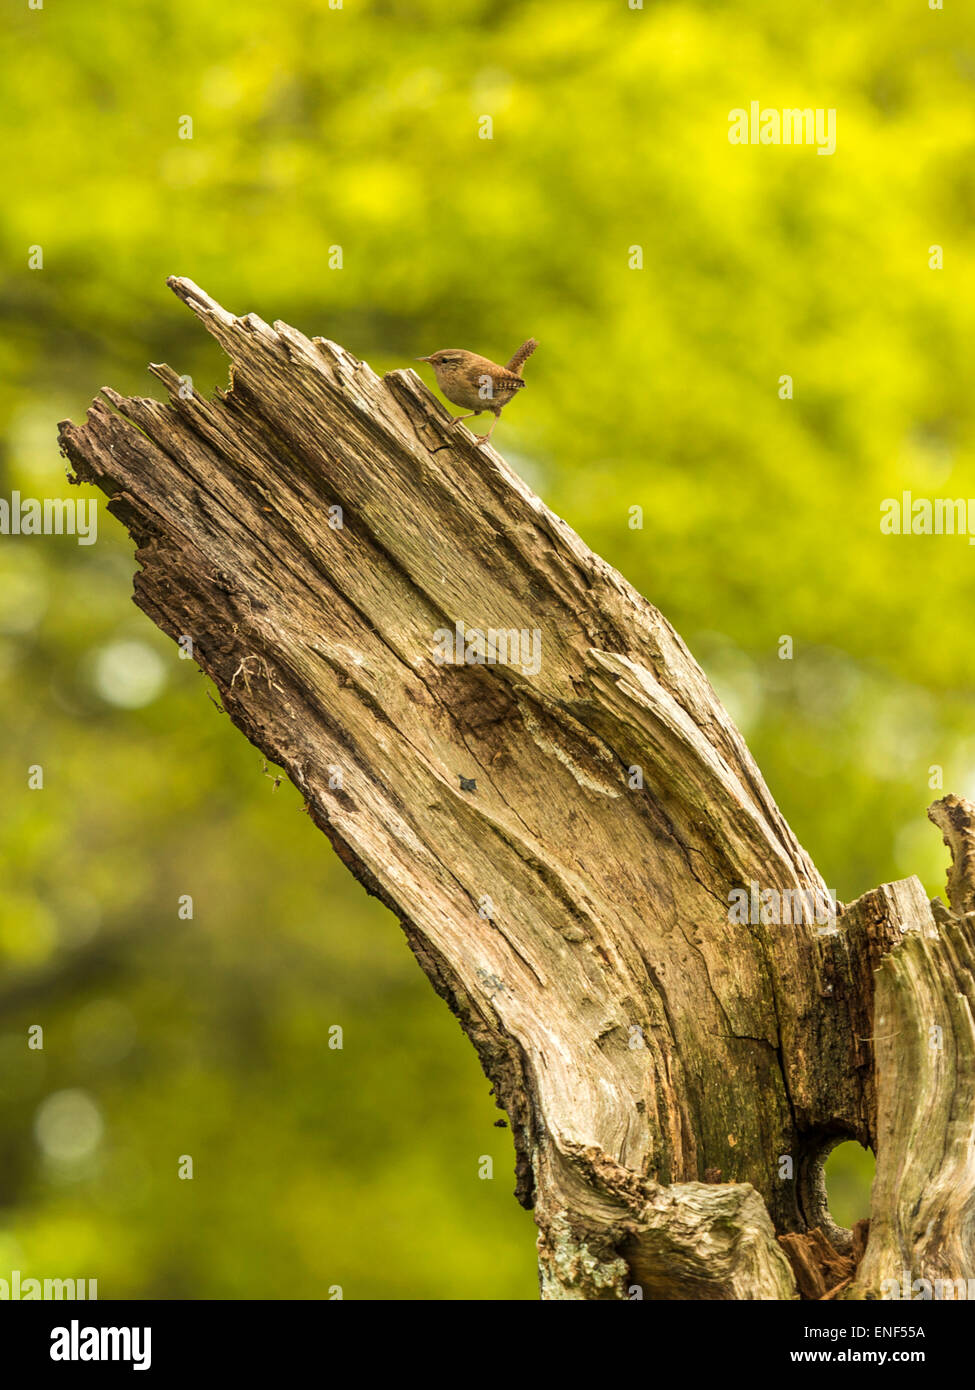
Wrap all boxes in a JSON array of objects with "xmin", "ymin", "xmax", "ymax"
[{"xmin": 416, "ymin": 338, "xmax": 538, "ymax": 446}]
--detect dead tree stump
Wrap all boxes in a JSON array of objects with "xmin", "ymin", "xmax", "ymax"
[{"xmin": 57, "ymin": 278, "xmax": 975, "ymax": 1300}]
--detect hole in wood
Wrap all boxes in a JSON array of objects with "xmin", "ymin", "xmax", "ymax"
[{"xmin": 824, "ymin": 1140, "xmax": 875, "ymax": 1231}]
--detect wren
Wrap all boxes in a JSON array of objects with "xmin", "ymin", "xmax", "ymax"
[{"xmin": 416, "ymin": 338, "xmax": 538, "ymax": 446}]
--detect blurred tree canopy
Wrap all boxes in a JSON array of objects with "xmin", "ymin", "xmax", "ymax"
[{"xmin": 1, "ymin": 0, "xmax": 971, "ymax": 1296}]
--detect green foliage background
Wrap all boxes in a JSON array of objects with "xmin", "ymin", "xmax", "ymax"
[{"xmin": 2, "ymin": 0, "xmax": 971, "ymax": 1297}]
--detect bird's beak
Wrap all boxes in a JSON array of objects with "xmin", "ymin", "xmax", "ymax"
[{"xmin": 415, "ymin": 355, "xmax": 430, "ymax": 362}]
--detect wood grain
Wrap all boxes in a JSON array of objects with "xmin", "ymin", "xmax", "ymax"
[{"xmin": 57, "ymin": 278, "xmax": 975, "ymax": 1299}]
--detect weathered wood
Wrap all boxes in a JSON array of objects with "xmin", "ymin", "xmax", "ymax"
[
  {"xmin": 779, "ymin": 1225, "xmax": 858, "ymax": 1301},
  {"xmin": 848, "ymin": 816, "xmax": 975, "ymax": 1300},
  {"xmin": 57, "ymin": 279, "xmax": 975, "ymax": 1299}
]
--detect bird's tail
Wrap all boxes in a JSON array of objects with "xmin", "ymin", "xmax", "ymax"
[{"xmin": 506, "ymin": 338, "xmax": 538, "ymax": 375}]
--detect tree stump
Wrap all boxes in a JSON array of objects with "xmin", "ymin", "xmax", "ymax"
[{"xmin": 57, "ymin": 278, "xmax": 975, "ymax": 1300}]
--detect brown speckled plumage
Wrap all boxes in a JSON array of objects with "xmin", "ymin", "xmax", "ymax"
[{"xmin": 416, "ymin": 338, "xmax": 537, "ymax": 446}]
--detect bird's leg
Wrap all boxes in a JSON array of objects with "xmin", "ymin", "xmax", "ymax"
[
  {"xmin": 445, "ymin": 411, "xmax": 480, "ymax": 429},
  {"xmin": 475, "ymin": 412, "xmax": 502, "ymax": 446}
]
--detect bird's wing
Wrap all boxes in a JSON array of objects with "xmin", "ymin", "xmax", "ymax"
[
  {"xmin": 505, "ymin": 338, "xmax": 538, "ymax": 374},
  {"xmin": 492, "ymin": 370, "xmax": 526, "ymax": 392}
]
